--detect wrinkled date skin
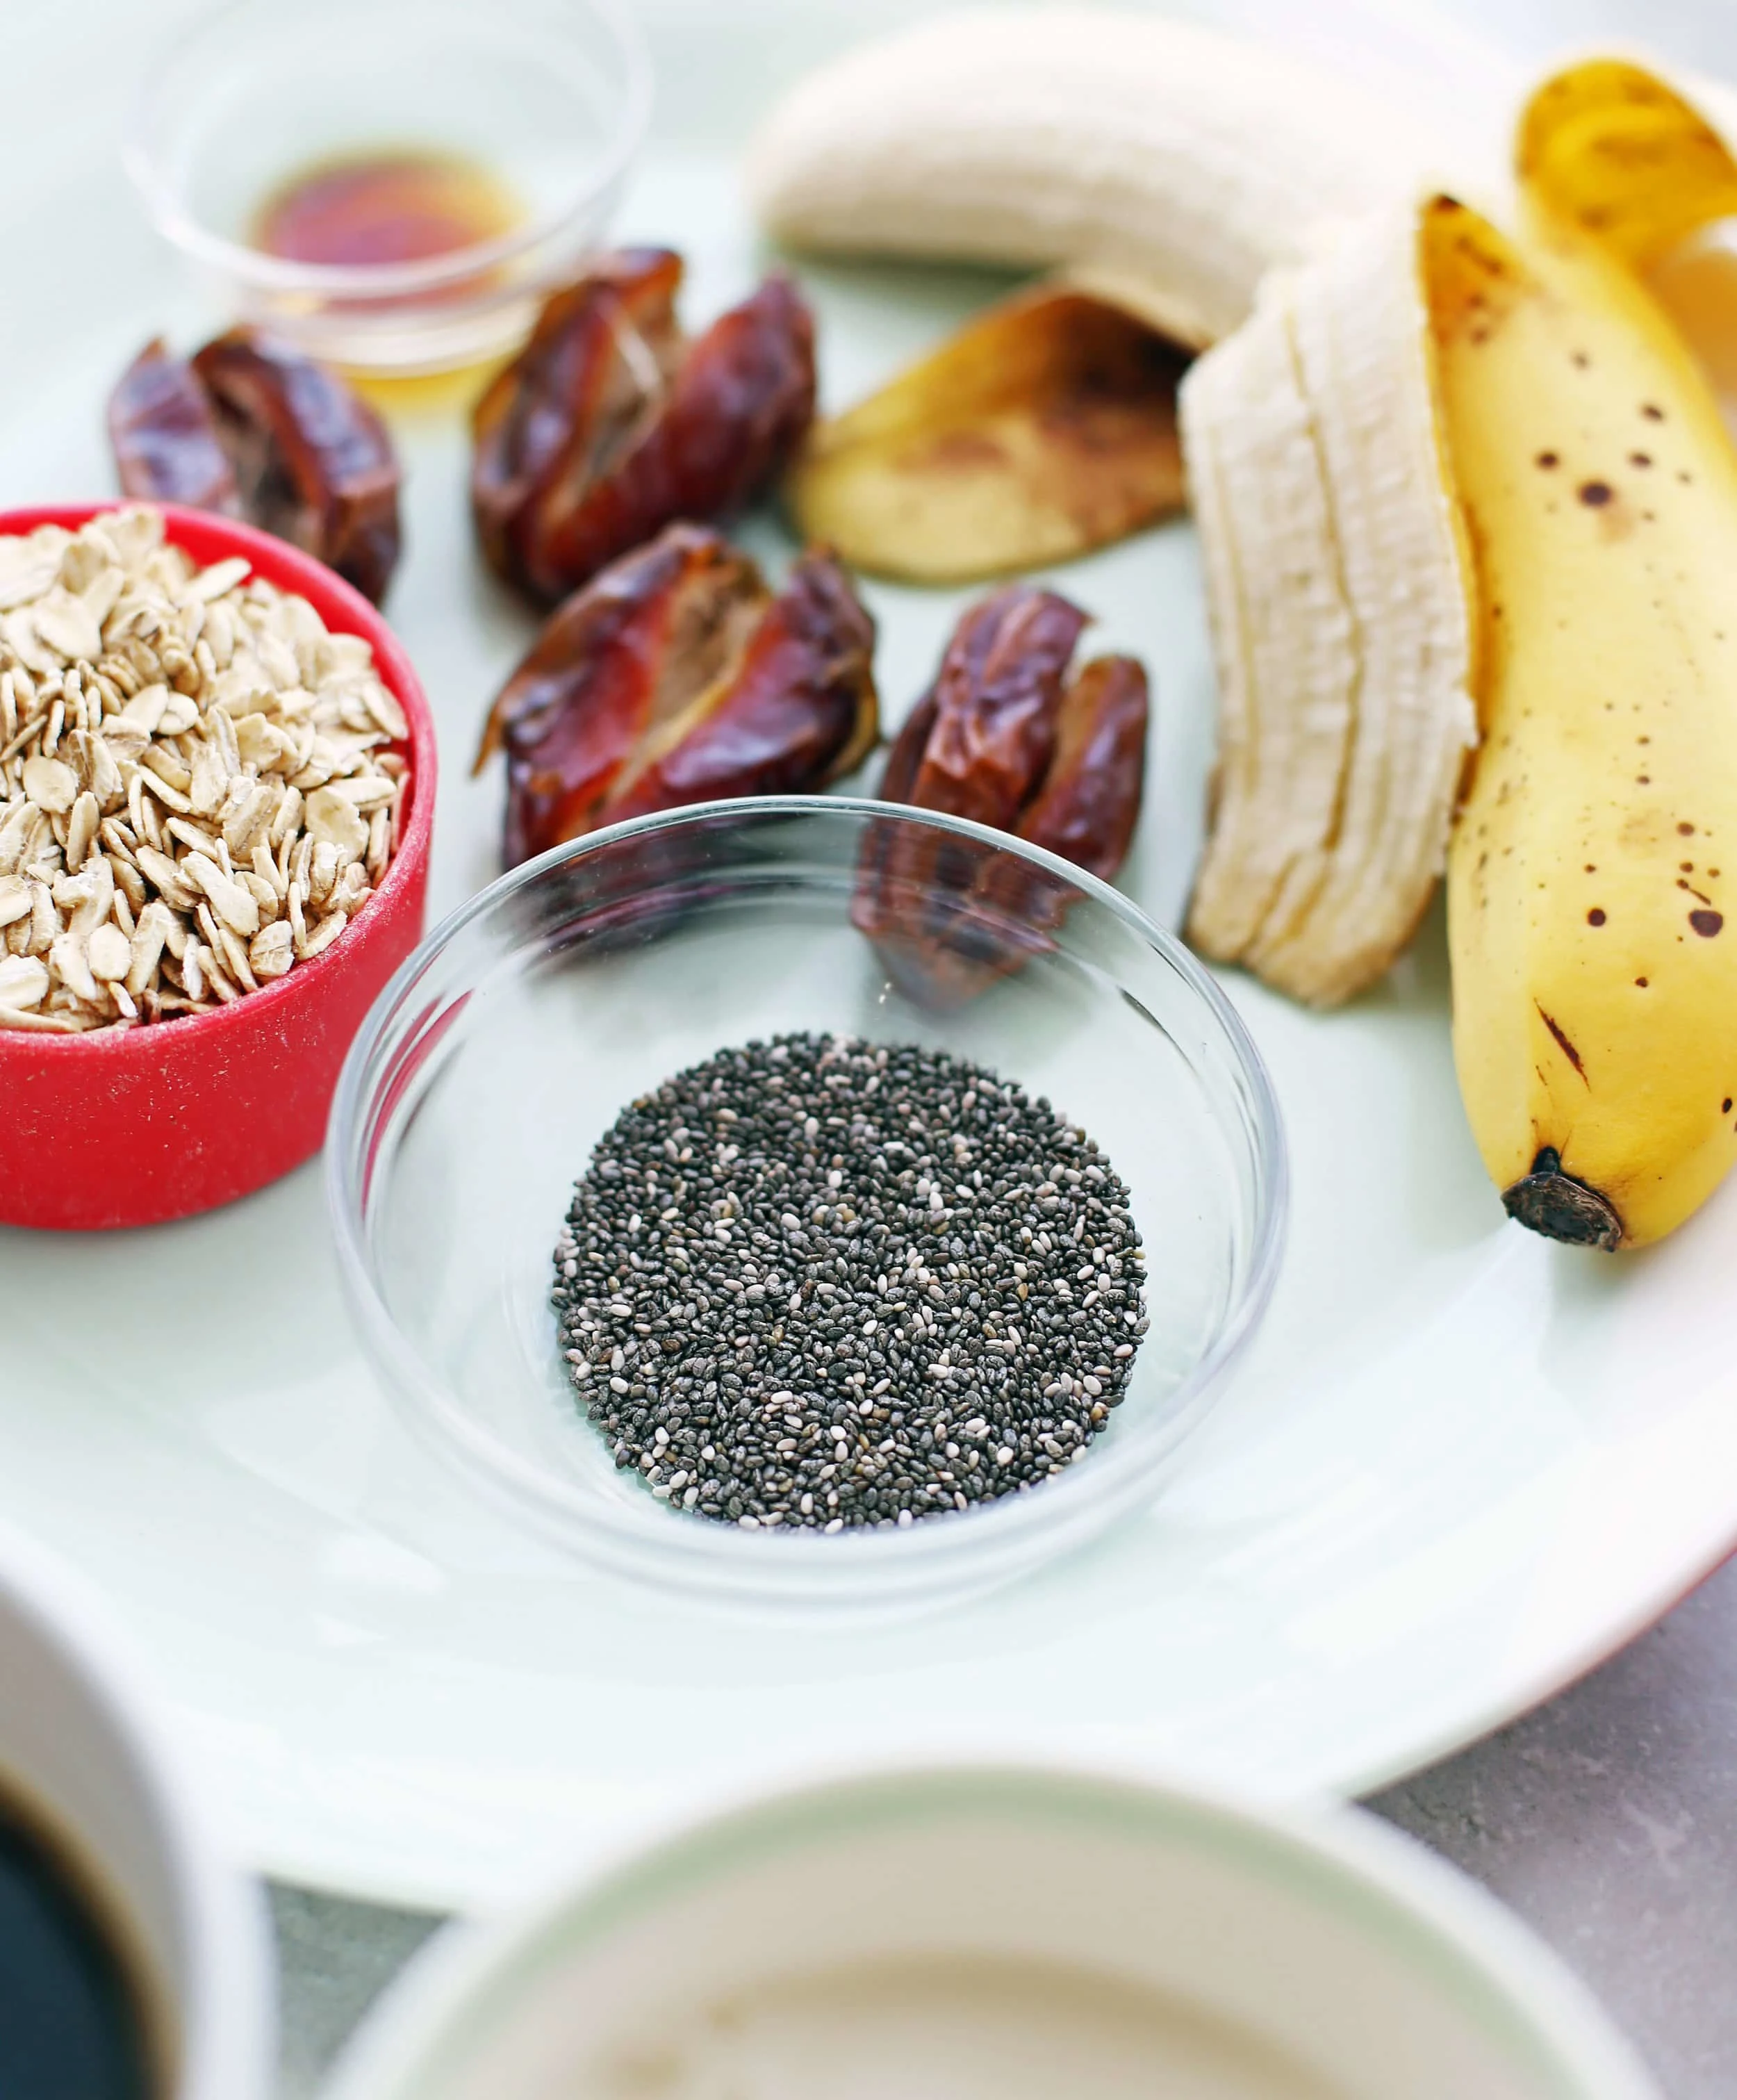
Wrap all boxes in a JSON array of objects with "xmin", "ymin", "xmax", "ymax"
[
  {"xmin": 475, "ymin": 521, "xmax": 877, "ymax": 869},
  {"xmin": 471, "ymin": 249, "xmax": 684, "ymax": 597},
  {"xmin": 108, "ymin": 329, "xmax": 402, "ymax": 605},
  {"xmin": 470, "ymin": 247, "xmax": 816, "ymax": 605},
  {"xmin": 108, "ymin": 341, "xmax": 242, "ymax": 516},
  {"xmin": 191, "ymin": 333, "xmax": 402, "ymax": 605},
  {"xmin": 854, "ymin": 584, "xmax": 1149, "ymax": 1006}
]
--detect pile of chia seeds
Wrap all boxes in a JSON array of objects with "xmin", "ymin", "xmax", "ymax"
[{"xmin": 551, "ymin": 1032, "xmax": 1147, "ymax": 1532}]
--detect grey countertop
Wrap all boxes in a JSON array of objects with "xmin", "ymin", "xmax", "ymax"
[{"xmin": 272, "ymin": 1551, "xmax": 1737, "ymax": 2100}]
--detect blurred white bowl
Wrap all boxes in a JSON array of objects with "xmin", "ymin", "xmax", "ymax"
[
  {"xmin": 0, "ymin": 1520, "xmax": 273, "ymax": 2100},
  {"xmin": 322, "ymin": 1760, "xmax": 1655, "ymax": 2100}
]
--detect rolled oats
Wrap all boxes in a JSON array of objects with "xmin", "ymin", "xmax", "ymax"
[
  {"xmin": 87, "ymin": 923, "xmax": 130, "ymax": 982},
  {"xmin": 0, "ymin": 507, "xmax": 411, "ymax": 1033},
  {"xmin": 21, "ymin": 753, "xmax": 76, "ymax": 814},
  {"xmin": 0, "ymin": 955, "xmax": 51, "ymax": 1015},
  {"xmin": 249, "ymin": 920, "xmax": 295, "ymax": 980}
]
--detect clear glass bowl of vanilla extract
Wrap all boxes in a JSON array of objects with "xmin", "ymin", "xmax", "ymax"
[{"xmin": 126, "ymin": 0, "xmax": 650, "ymax": 373}]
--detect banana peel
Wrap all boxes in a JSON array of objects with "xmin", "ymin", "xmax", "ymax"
[
  {"xmin": 1447, "ymin": 65, "xmax": 1737, "ymax": 1250},
  {"xmin": 1521, "ymin": 61, "xmax": 1737, "ymax": 416},
  {"xmin": 1517, "ymin": 60, "xmax": 1737, "ymax": 270},
  {"xmin": 1184, "ymin": 54, "xmax": 1737, "ymax": 1247},
  {"xmin": 789, "ymin": 277, "xmax": 1188, "ymax": 582}
]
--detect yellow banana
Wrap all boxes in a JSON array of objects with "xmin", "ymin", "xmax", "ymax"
[
  {"xmin": 1180, "ymin": 55, "xmax": 1737, "ymax": 1244},
  {"xmin": 1444, "ymin": 64, "xmax": 1737, "ymax": 1248}
]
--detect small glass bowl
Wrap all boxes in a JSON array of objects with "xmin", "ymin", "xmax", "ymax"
[
  {"xmin": 329, "ymin": 801, "xmax": 1286, "ymax": 1616},
  {"xmin": 124, "ymin": 0, "xmax": 651, "ymax": 373}
]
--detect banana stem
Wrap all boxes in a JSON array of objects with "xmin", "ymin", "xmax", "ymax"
[{"xmin": 1501, "ymin": 1148, "xmax": 1622, "ymax": 1252}]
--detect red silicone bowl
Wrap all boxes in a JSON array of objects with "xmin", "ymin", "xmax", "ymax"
[{"xmin": 0, "ymin": 503, "xmax": 436, "ymax": 1231}]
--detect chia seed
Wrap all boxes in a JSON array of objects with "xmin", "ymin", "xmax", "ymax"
[{"xmin": 550, "ymin": 1031, "xmax": 1148, "ymax": 1532}]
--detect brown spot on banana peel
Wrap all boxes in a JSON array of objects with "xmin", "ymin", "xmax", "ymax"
[
  {"xmin": 1536, "ymin": 1002, "xmax": 1590, "ymax": 1085},
  {"xmin": 1503, "ymin": 1146, "xmax": 1624, "ymax": 1250},
  {"xmin": 908, "ymin": 431, "xmax": 1010, "ymax": 474}
]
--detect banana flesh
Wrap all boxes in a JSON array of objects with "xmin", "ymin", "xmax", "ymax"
[
  {"xmin": 746, "ymin": 7, "xmax": 1447, "ymax": 349},
  {"xmin": 1183, "ymin": 205, "xmax": 1476, "ymax": 1006}
]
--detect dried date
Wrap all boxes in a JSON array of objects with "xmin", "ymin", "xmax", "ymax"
[
  {"xmin": 854, "ymin": 584, "xmax": 1149, "ymax": 1005},
  {"xmin": 108, "ymin": 341, "xmax": 240, "ymax": 516},
  {"xmin": 470, "ymin": 248, "xmax": 816, "ymax": 605},
  {"xmin": 476, "ymin": 523, "xmax": 877, "ymax": 867},
  {"xmin": 190, "ymin": 333, "xmax": 401, "ymax": 605},
  {"xmin": 107, "ymin": 327, "xmax": 402, "ymax": 605},
  {"xmin": 471, "ymin": 249, "xmax": 684, "ymax": 598}
]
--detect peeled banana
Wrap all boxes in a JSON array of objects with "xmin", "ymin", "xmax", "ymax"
[
  {"xmin": 1182, "ymin": 205, "xmax": 1476, "ymax": 1006},
  {"xmin": 747, "ymin": 6, "xmax": 1448, "ymax": 350}
]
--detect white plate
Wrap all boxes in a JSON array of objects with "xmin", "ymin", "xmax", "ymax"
[{"xmin": 3, "ymin": 0, "xmax": 1737, "ymax": 1911}]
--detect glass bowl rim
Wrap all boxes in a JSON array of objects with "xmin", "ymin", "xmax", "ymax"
[
  {"xmin": 327, "ymin": 794, "xmax": 1290, "ymax": 1577},
  {"xmin": 122, "ymin": 0, "xmax": 654, "ymax": 299}
]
